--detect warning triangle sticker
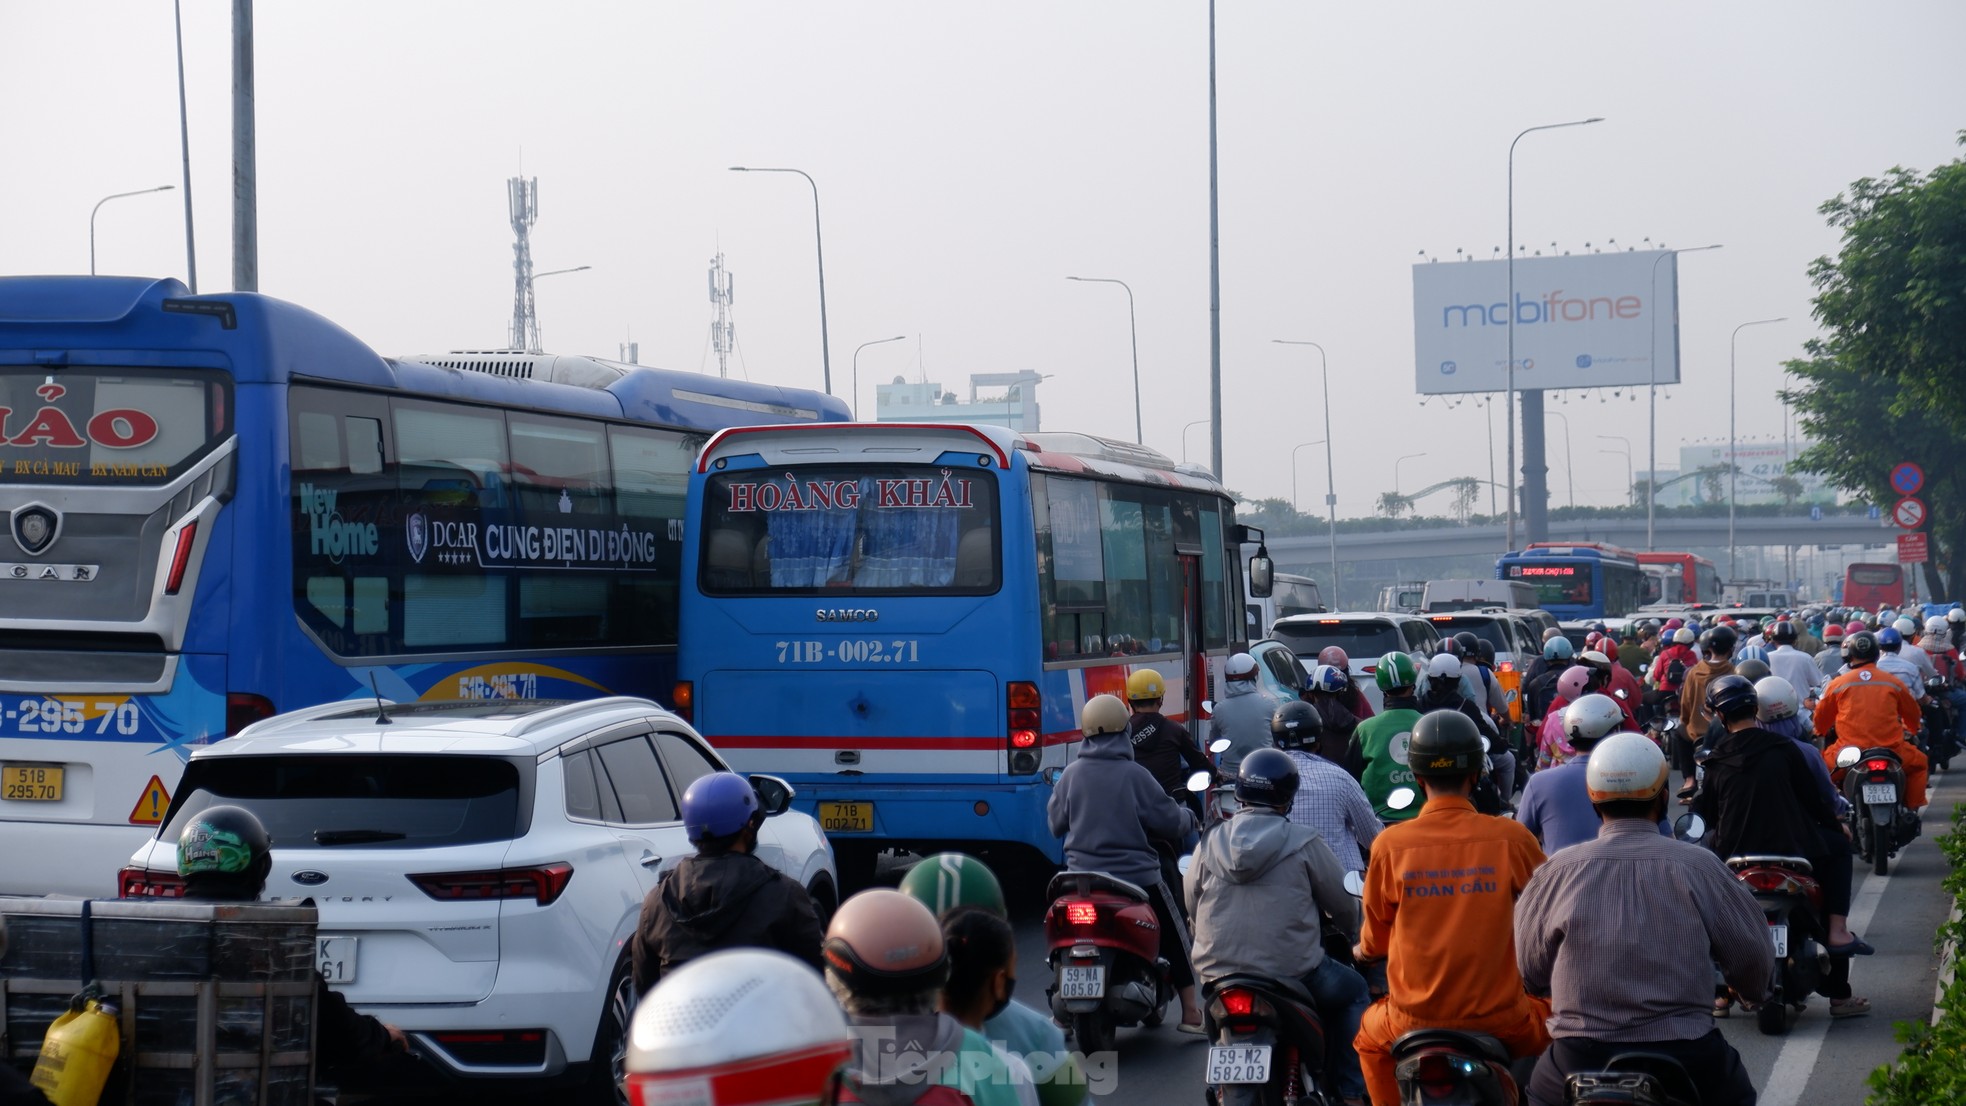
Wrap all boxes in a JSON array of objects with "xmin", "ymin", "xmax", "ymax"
[{"xmin": 128, "ymin": 776, "xmax": 171, "ymax": 825}]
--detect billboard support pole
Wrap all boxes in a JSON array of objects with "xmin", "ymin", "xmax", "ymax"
[{"xmin": 1522, "ymin": 390, "xmax": 1549, "ymax": 542}]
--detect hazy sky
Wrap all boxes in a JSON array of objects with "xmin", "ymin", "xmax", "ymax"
[{"xmin": 5, "ymin": 1, "xmax": 1961, "ymax": 513}]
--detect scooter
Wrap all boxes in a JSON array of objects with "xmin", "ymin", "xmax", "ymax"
[
  {"xmin": 1563, "ymin": 1051, "xmax": 1700, "ymax": 1106},
  {"xmin": 1723, "ymin": 854, "xmax": 1828, "ymax": 1036},
  {"xmin": 1202, "ymin": 974, "xmax": 1332, "ymax": 1106},
  {"xmin": 1835, "ymin": 745, "xmax": 1916, "ymax": 876},
  {"xmin": 1043, "ymin": 869, "xmax": 1176, "ymax": 1056},
  {"xmin": 1389, "ymin": 1029, "xmax": 1522, "ymax": 1106}
]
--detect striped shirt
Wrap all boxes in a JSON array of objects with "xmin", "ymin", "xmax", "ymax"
[{"xmin": 1282, "ymin": 749, "xmax": 1380, "ymax": 872}]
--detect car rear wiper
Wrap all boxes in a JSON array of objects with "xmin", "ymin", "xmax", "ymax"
[{"xmin": 314, "ymin": 828, "xmax": 408, "ymax": 845}]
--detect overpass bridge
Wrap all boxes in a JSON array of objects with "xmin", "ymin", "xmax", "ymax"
[{"xmin": 1265, "ymin": 513, "xmax": 1893, "ymax": 563}]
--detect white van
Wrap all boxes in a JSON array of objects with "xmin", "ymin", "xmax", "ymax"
[
  {"xmin": 1422, "ymin": 579, "xmax": 1540, "ymax": 613},
  {"xmin": 1246, "ymin": 571, "xmax": 1325, "ymax": 639}
]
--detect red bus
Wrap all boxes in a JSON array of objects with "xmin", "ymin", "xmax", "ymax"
[
  {"xmin": 1637, "ymin": 551, "xmax": 1724, "ymax": 605},
  {"xmin": 1842, "ymin": 562, "xmax": 1906, "ymax": 610}
]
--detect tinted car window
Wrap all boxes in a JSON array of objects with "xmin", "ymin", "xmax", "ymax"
[
  {"xmin": 653, "ymin": 731, "xmax": 721, "ymax": 798},
  {"xmin": 1272, "ymin": 620, "xmax": 1402, "ymax": 659},
  {"xmin": 562, "ymin": 749, "xmax": 603, "ymax": 821},
  {"xmin": 167, "ymin": 755, "xmax": 523, "ymax": 849},
  {"xmin": 595, "ymin": 737, "xmax": 679, "ymax": 825},
  {"xmin": 1426, "ymin": 616, "xmax": 1514, "ymax": 654}
]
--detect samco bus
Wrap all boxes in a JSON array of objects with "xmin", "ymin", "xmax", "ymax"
[
  {"xmin": 1496, "ymin": 542, "xmax": 1646, "ymax": 621},
  {"xmin": 1637, "ymin": 551, "xmax": 1723, "ymax": 605},
  {"xmin": 674, "ymin": 423, "xmax": 1267, "ymax": 883},
  {"xmin": 1842, "ymin": 562, "xmax": 1906, "ymax": 610},
  {"xmin": 0, "ymin": 275, "xmax": 846, "ymax": 895}
]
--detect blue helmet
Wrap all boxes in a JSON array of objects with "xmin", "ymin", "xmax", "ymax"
[
  {"xmin": 681, "ymin": 772, "xmax": 761, "ymax": 843},
  {"xmin": 1876, "ymin": 626, "xmax": 1903, "ymax": 652},
  {"xmin": 1310, "ymin": 663, "xmax": 1350, "ymax": 694},
  {"xmin": 1544, "ymin": 636, "xmax": 1575, "ymax": 661}
]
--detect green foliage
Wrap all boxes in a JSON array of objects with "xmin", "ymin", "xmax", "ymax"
[{"xmin": 1865, "ymin": 803, "xmax": 1966, "ymax": 1105}]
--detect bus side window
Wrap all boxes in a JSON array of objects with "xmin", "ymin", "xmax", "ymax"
[{"xmin": 705, "ymin": 528, "xmax": 755, "ymax": 590}]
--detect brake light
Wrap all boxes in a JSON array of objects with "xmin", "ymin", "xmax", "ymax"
[
  {"xmin": 409, "ymin": 862, "xmax": 574, "ymax": 905},
  {"xmin": 163, "ymin": 521, "xmax": 199, "ymax": 595},
  {"xmin": 1412, "ymin": 1053, "xmax": 1480, "ymax": 1096},
  {"xmin": 119, "ymin": 867, "xmax": 186, "ymax": 899},
  {"xmin": 1008, "ymin": 681, "xmax": 1040, "ymax": 764},
  {"xmin": 1739, "ymin": 869, "xmax": 1790, "ymax": 894},
  {"xmin": 1065, "ymin": 901, "xmax": 1098, "ymax": 926},
  {"xmin": 1866, "ymin": 759, "xmax": 1892, "ymax": 773},
  {"xmin": 670, "ymin": 681, "xmax": 693, "ymax": 723},
  {"xmin": 1221, "ymin": 989, "xmax": 1254, "ymax": 1016},
  {"xmin": 225, "ymin": 693, "xmax": 276, "ymax": 736}
]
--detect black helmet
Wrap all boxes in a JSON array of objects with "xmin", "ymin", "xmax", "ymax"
[
  {"xmin": 1705, "ymin": 674, "xmax": 1759, "ymax": 722},
  {"xmin": 1474, "ymin": 640, "xmax": 1496, "ymax": 668},
  {"xmin": 1844, "ymin": 631, "xmax": 1880, "ymax": 664},
  {"xmin": 1772, "ymin": 621, "xmax": 1798, "ymax": 644},
  {"xmin": 176, "ymin": 805, "xmax": 273, "ymax": 887},
  {"xmin": 1452, "ymin": 632, "xmax": 1481, "ymax": 660},
  {"xmin": 1408, "ymin": 711, "xmax": 1485, "ymax": 778},
  {"xmin": 1734, "ymin": 658, "xmax": 1771, "ymax": 683},
  {"xmin": 1269, "ymin": 701, "xmax": 1323, "ymax": 750},
  {"xmin": 1235, "ymin": 748, "xmax": 1301, "ymax": 811},
  {"xmin": 1704, "ymin": 625, "xmax": 1738, "ymax": 656}
]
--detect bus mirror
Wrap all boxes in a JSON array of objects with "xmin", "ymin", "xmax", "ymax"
[{"xmin": 1248, "ymin": 547, "xmax": 1275, "ymax": 599}]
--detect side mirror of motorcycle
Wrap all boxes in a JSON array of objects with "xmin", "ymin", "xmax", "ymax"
[
  {"xmin": 1042, "ymin": 766, "xmax": 1064, "ymax": 785},
  {"xmin": 1202, "ymin": 700, "xmax": 1215, "ymax": 716},
  {"xmin": 1178, "ymin": 853, "xmax": 1194, "ymax": 877},
  {"xmin": 1386, "ymin": 787, "xmax": 1418, "ymax": 811},
  {"xmin": 1208, "ymin": 738, "xmax": 1232, "ymax": 755},
  {"xmin": 1185, "ymin": 770, "xmax": 1213, "ymax": 793},
  {"xmin": 1614, "ymin": 689, "xmax": 1630, "ymax": 700},
  {"xmin": 1342, "ymin": 870, "xmax": 1366, "ymax": 897},
  {"xmin": 1673, "ymin": 812, "xmax": 1706, "ymax": 843},
  {"xmin": 1479, "ymin": 735, "xmax": 1491, "ymax": 752},
  {"xmin": 1836, "ymin": 746, "xmax": 1861, "ymax": 769}
]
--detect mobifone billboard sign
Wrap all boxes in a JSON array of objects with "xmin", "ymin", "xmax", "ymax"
[{"xmin": 1412, "ymin": 250, "xmax": 1680, "ymax": 396}]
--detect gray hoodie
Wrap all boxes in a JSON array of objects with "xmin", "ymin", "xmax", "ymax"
[
  {"xmin": 1047, "ymin": 728, "xmax": 1196, "ymax": 888},
  {"xmin": 1212, "ymin": 677, "xmax": 1290, "ymax": 774},
  {"xmin": 1185, "ymin": 807, "xmax": 1356, "ymax": 985}
]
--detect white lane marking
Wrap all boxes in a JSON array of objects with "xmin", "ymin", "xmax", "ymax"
[{"xmin": 1755, "ymin": 777, "xmax": 1930, "ymax": 1106}]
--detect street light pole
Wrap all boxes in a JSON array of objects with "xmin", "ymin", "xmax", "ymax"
[
  {"xmin": 1290, "ymin": 441, "xmax": 1325, "ymax": 512},
  {"xmin": 524, "ymin": 265, "xmax": 591, "ymax": 353},
  {"xmin": 1067, "ymin": 276, "xmax": 1142, "ymax": 443},
  {"xmin": 730, "ymin": 166, "xmax": 833, "ymax": 395},
  {"xmin": 1506, "ymin": 116, "xmax": 1603, "ymax": 552},
  {"xmin": 1395, "ymin": 452, "xmax": 1427, "ymax": 498},
  {"xmin": 1273, "ymin": 339, "xmax": 1341, "ymax": 608},
  {"xmin": 1598, "ymin": 435, "xmax": 1632, "ymax": 505},
  {"xmin": 1545, "ymin": 409, "xmax": 1575, "ymax": 508},
  {"xmin": 1182, "ymin": 419, "xmax": 1209, "ymax": 463},
  {"xmin": 1729, "ymin": 316, "xmax": 1787, "ymax": 581},
  {"xmin": 90, "ymin": 185, "xmax": 176, "ymax": 275},
  {"xmin": 1647, "ymin": 244, "xmax": 1722, "ymax": 550},
  {"xmin": 852, "ymin": 335, "xmax": 907, "ymax": 421}
]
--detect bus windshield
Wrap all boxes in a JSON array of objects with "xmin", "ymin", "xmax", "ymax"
[
  {"xmin": 0, "ymin": 368, "xmax": 230, "ymax": 484},
  {"xmin": 1506, "ymin": 562, "xmax": 1595, "ymax": 606},
  {"xmin": 699, "ymin": 466, "xmax": 999, "ymax": 594}
]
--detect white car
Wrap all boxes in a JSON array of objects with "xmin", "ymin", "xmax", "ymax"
[{"xmin": 118, "ymin": 696, "xmax": 836, "ymax": 1100}]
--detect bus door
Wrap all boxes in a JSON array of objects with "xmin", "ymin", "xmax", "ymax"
[{"xmin": 1180, "ymin": 553, "xmax": 1207, "ymax": 730}]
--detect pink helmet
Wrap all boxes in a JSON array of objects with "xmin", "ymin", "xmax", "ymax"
[
  {"xmin": 1317, "ymin": 646, "xmax": 1350, "ymax": 669},
  {"xmin": 1557, "ymin": 665, "xmax": 1595, "ymax": 702},
  {"xmin": 1663, "ymin": 618, "xmax": 1684, "ymax": 632},
  {"xmin": 1843, "ymin": 620, "xmax": 1867, "ymax": 638},
  {"xmin": 1584, "ymin": 632, "xmax": 1605, "ymax": 652}
]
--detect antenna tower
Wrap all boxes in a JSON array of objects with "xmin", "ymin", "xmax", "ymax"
[
  {"xmin": 708, "ymin": 252, "xmax": 735, "ymax": 378},
  {"xmin": 508, "ymin": 176, "xmax": 539, "ymax": 352}
]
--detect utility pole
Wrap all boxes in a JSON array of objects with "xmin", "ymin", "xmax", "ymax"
[
  {"xmin": 231, "ymin": 0, "xmax": 257, "ymax": 291},
  {"xmin": 709, "ymin": 252, "xmax": 735, "ymax": 378},
  {"xmin": 508, "ymin": 177, "xmax": 538, "ymax": 351}
]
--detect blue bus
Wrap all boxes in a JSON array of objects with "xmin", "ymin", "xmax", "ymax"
[
  {"xmin": 673, "ymin": 422, "xmax": 1264, "ymax": 882},
  {"xmin": 1495, "ymin": 541, "xmax": 1646, "ymax": 621},
  {"xmin": 0, "ymin": 275, "xmax": 846, "ymax": 895}
]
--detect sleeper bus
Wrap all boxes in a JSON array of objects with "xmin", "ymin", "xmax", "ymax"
[
  {"xmin": 1495, "ymin": 541, "xmax": 1647, "ymax": 621},
  {"xmin": 673, "ymin": 422, "xmax": 1265, "ymax": 883},
  {"xmin": 0, "ymin": 275, "xmax": 846, "ymax": 895},
  {"xmin": 1637, "ymin": 551, "xmax": 1723, "ymax": 605}
]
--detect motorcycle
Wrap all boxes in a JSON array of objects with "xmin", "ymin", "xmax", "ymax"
[
  {"xmin": 1722, "ymin": 854, "xmax": 1828, "ymax": 1036},
  {"xmin": 1202, "ymin": 974, "xmax": 1333, "ymax": 1106},
  {"xmin": 1563, "ymin": 1051, "xmax": 1700, "ymax": 1106},
  {"xmin": 1834, "ymin": 745, "xmax": 1917, "ymax": 876},
  {"xmin": 1922, "ymin": 675, "xmax": 1957, "ymax": 770},
  {"xmin": 1043, "ymin": 869, "xmax": 1176, "ymax": 1055},
  {"xmin": 1390, "ymin": 1029, "xmax": 1522, "ymax": 1106}
]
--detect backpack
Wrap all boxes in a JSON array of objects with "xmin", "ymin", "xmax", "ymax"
[{"xmin": 1662, "ymin": 656, "xmax": 1688, "ymax": 692}]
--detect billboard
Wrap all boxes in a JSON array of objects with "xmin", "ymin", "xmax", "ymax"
[
  {"xmin": 1652, "ymin": 441, "xmax": 1837, "ymax": 507},
  {"xmin": 1413, "ymin": 250, "xmax": 1680, "ymax": 395}
]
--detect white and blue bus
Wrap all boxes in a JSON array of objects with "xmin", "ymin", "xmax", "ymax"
[
  {"xmin": 1495, "ymin": 541, "xmax": 1647, "ymax": 622},
  {"xmin": 673, "ymin": 422, "xmax": 1265, "ymax": 883},
  {"xmin": 0, "ymin": 275, "xmax": 846, "ymax": 895}
]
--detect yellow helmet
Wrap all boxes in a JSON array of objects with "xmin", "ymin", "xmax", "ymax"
[
  {"xmin": 1126, "ymin": 669, "xmax": 1166, "ymax": 703},
  {"xmin": 1081, "ymin": 694, "xmax": 1131, "ymax": 738}
]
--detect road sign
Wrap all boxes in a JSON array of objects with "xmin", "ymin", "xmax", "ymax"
[
  {"xmin": 1810, "ymin": 506, "xmax": 1823, "ymax": 522},
  {"xmin": 1898, "ymin": 532, "xmax": 1930, "ymax": 564},
  {"xmin": 1869, "ymin": 505, "xmax": 1882, "ymax": 520},
  {"xmin": 1890, "ymin": 461, "xmax": 1925, "ymax": 497},
  {"xmin": 128, "ymin": 775, "xmax": 172, "ymax": 825},
  {"xmin": 1892, "ymin": 496, "xmax": 1928, "ymax": 530}
]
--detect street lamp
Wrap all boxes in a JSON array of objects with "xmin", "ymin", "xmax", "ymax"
[
  {"xmin": 1729, "ymin": 317, "xmax": 1787, "ymax": 580},
  {"xmin": 1274, "ymin": 339, "xmax": 1342, "ymax": 608},
  {"xmin": 90, "ymin": 185, "xmax": 175, "ymax": 275},
  {"xmin": 1505, "ymin": 116, "xmax": 1604, "ymax": 552},
  {"xmin": 523, "ymin": 266, "xmax": 591, "ymax": 353},
  {"xmin": 1545, "ymin": 409, "xmax": 1576, "ymax": 508},
  {"xmin": 1647, "ymin": 244, "xmax": 1722, "ymax": 549},
  {"xmin": 730, "ymin": 166, "xmax": 833, "ymax": 395},
  {"xmin": 1395, "ymin": 452, "xmax": 1427, "ymax": 497},
  {"xmin": 1182, "ymin": 419, "xmax": 1210, "ymax": 464},
  {"xmin": 1066, "ymin": 276, "xmax": 1142, "ymax": 444},
  {"xmin": 852, "ymin": 335, "xmax": 907, "ymax": 421},
  {"xmin": 1290, "ymin": 441, "xmax": 1325, "ymax": 512},
  {"xmin": 1598, "ymin": 435, "xmax": 1632, "ymax": 506}
]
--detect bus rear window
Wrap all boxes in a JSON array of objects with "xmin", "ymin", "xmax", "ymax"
[
  {"xmin": 165, "ymin": 755, "xmax": 524, "ymax": 850},
  {"xmin": 1848, "ymin": 565, "xmax": 1900, "ymax": 586},
  {"xmin": 700, "ymin": 466, "xmax": 999, "ymax": 595},
  {"xmin": 0, "ymin": 368, "xmax": 230, "ymax": 484},
  {"xmin": 1505, "ymin": 562, "xmax": 1595, "ymax": 606}
]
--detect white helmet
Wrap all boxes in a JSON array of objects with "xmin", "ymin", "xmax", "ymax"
[
  {"xmin": 1081, "ymin": 693, "xmax": 1131, "ymax": 738},
  {"xmin": 1426, "ymin": 653, "xmax": 1463, "ymax": 681},
  {"xmin": 1561, "ymin": 694, "xmax": 1624, "ymax": 747},
  {"xmin": 1585, "ymin": 731, "xmax": 1670, "ymax": 804},
  {"xmin": 1893, "ymin": 616, "xmax": 1919, "ymax": 637},
  {"xmin": 1226, "ymin": 652, "xmax": 1258, "ymax": 681},
  {"xmin": 1753, "ymin": 676, "xmax": 1799, "ymax": 722},
  {"xmin": 1673, "ymin": 627, "xmax": 1696, "ymax": 645},
  {"xmin": 624, "ymin": 948, "xmax": 852, "ymax": 1105},
  {"xmin": 1926, "ymin": 616, "xmax": 1948, "ymax": 636},
  {"xmin": 1949, "ymin": 608, "xmax": 1966, "ymax": 627}
]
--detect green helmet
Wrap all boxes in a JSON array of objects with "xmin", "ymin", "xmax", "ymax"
[
  {"xmin": 898, "ymin": 852, "xmax": 1007, "ymax": 919},
  {"xmin": 177, "ymin": 805, "xmax": 272, "ymax": 881},
  {"xmin": 1375, "ymin": 651, "xmax": 1418, "ymax": 693}
]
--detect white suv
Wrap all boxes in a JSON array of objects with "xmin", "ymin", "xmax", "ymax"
[{"xmin": 118, "ymin": 697, "xmax": 836, "ymax": 1100}]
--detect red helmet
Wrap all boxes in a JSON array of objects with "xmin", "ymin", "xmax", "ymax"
[
  {"xmin": 1843, "ymin": 620, "xmax": 1867, "ymax": 638},
  {"xmin": 1316, "ymin": 646, "xmax": 1350, "ymax": 669}
]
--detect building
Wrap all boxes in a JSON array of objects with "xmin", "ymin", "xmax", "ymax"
[{"xmin": 875, "ymin": 371, "xmax": 1043, "ymax": 431}]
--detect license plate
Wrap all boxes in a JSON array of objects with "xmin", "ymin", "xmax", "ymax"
[
  {"xmin": 818, "ymin": 801, "xmax": 872, "ymax": 832},
  {"xmin": 317, "ymin": 937, "xmax": 358, "ymax": 984},
  {"xmin": 1862, "ymin": 783, "xmax": 1897, "ymax": 805},
  {"xmin": 1059, "ymin": 964, "xmax": 1105, "ymax": 999},
  {"xmin": 1, "ymin": 764, "xmax": 62, "ymax": 802},
  {"xmin": 1768, "ymin": 924, "xmax": 1788, "ymax": 958},
  {"xmin": 1207, "ymin": 1045, "xmax": 1272, "ymax": 1084}
]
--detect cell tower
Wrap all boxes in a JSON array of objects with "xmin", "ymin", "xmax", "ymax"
[
  {"xmin": 708, "ymin": 252, "xmax": 735, "ymax": 377},
  {"xmin": 508, "ymin": 177, "xmax": 539, "ymax": 352}
]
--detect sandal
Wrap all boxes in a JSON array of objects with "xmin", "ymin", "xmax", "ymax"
[
  {"xmin": 1830, "ymin": 997, "xmax": 1872, "ymax": 1019},
  {"xmin": 1711, "ymin": 995, "xmax": 1732, "ymax": 1018}
]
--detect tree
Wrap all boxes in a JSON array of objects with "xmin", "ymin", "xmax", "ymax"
[
  {"xmin": 1789, "ymin": 134, "xmax": 1966, "ymax": 596},
  {"xmin": 1376, "ymin": 491, "xmax": 1412, "ymax": 519},
  {"xmin": 1769, "ymin": 474, "xmax": 1805, "ymax": 509},
  {"xmin": 1450, "ymin": 478, "xmax": 1479, "ymax": 524}
]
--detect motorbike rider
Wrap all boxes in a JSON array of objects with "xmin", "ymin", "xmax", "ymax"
[
  {"xmin": 1272, "ymin": 701, "xmax": 1381, "ymax": 873},
  {"xmin": 1513, "ymin": 733, "xmax": 1771, "ymax": 1106},
  {"xmin": 1124, "ymin": 668, "xmax": 1216, "ymax": 819},
  {"xmin": 633, "ymin": 772, "xmax": 825, "ymax": 995},
  {"xmin": 1046, "ymin": 694, "xmax": 1203, "ymax": 1032},
  {"xmin": 822, "ymin": 889, "xmax": 1024, "ymax": 1105},
  {"xmin": 1304, "ymin": 665, "xmax": 1364, "ymax": 761},
  {"xmin": 1522, "ymin": 636, "xmax": 1574, "ymax": 725},
  {"xmin": 1893, "ymin": 616, "xmax": 1939, "ymax": 682},
  {"xmin": 1516, "ymin": 694, "xmax": 1668, "ymax": 853},
  {"xmin": 1317, "ymin": 646, "xmax": 1377, "ymax": 722},
  {"xmin": 1694, "ymin": 676, "xmax": 1871, "ymax": 1019},
  {"xmin": 1674, "ymin": 626, "xmax": 1738, "ymax": 801},
  {"xmin": 1212, "ymin": 652, "xmax": 1291, "ymax": 775},
  {"xmin": 1874, "ymin": 627, "xmax": 1923, "ymax": 693},
  {"xmin": 1188, "ymin": 748, "xmax": 1370, "ymax": 1106},
  {"xmin": 1535, "ymin": 666, "xmax": 1598, "ymax": 771},
  {"xmin": 1754, "ymin": 678, "xmax": 1867, "ymax": 954},
  {"xmin": 1816, "ymin": 631, "xmax": 1929, "ymax": 815},
  {"xmin": 1578, "ymin": 649, "xmax": 1643, "ymax": 729},
  {"xmin": 1417, "ymin": 652, "xmax": 1506, "ymax": 813},
  {"xmin": 1352, "ymin": 711, "xmax": 1551, "ymax": 1106},
  {"xmin": 1617, "ymin": 624, "xmax": 1650, "ymax": 678},
  {"xmin": 1350, "ymin": 653, "xmax": 1426, "ymax": 821},
  {"xmin": 1643, "ymin": 626, "xmax": 1696, "ymax": 722},
  {"xmin": 899, "ymin": 855, "xmax": 1084, "ymax": 1106},
  {"xmin": 1767, "ymin": 619, "xmax": 1827, "ymax": 706}
]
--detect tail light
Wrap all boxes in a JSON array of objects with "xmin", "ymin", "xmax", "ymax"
[
  {"xmin": 1866, "ymin": 759, "xmax": 1892, "ymax": 773},
  {"xmin": 1221, "ymin": 989, "xmax": 1255, "ymax": 1016},
  {"xmin": 1207, "ymin": 986, "xmax": 1274, "ymax": 1026},
  {"xmin": 1008, "ymin": 681, "xmax": 1040, "ymax": 774},
  {"xmin": 1065, "ymin": 901, "xmax": 1098, "ymax": 926},
  {"xmin": 163, "ymin": 521, "xmax": 199, "ymax": 595},
  {"xmin": 410, "ymin": 862, "xmax": 574, "ymax": 905},
  {"xmin": 1738, "ymin": 869, "xmax": 1793, "ymax": 895},
  {"xmin": 1411, "ymin": 1053, "xmax": 1482, "ymax": 1097},
  {"xmin": 119, "ymin": 867, "xmax": 186, "ymax": 899},
  {"xmin": 226, "ymin": 693, "xmax": 276, "ymax": 736},
  {"xmin": 670, "ymin": 681, "xmax": 694, "ymax": 723}
]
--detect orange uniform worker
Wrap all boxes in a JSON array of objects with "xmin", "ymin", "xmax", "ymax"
[
  {"xmin": 1353, "ymin": 711, "xmax": 1550, "ymax": 1106},
  {"xmin": 1815, "ymin": 630, "xmax": 1928, "ymax": 809}
]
